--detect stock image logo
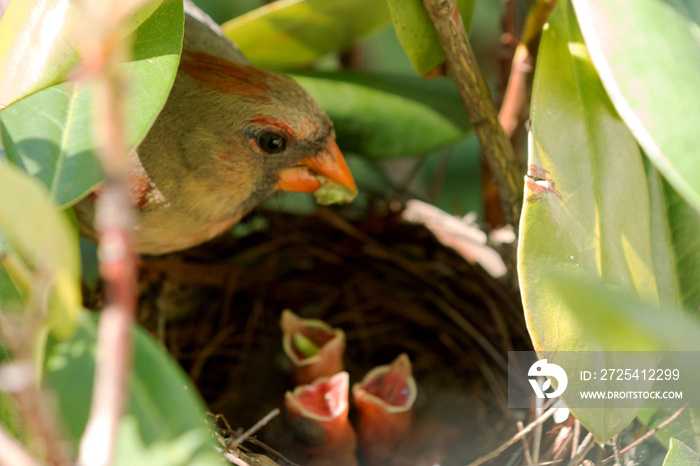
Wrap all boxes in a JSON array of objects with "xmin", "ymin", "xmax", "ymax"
[{"xmin": 528, "ymin": 359, "xmax": 568, "ymax": 399}]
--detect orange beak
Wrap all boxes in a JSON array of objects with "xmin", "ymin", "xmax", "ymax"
[{"xmin": 276, "ymin": 139, "xmax": 357, "ymax": 197}]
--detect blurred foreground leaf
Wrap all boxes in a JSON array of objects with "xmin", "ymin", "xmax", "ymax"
[
  {"xmin": 0, "ymin": 0, "xmax": 183, "ymax": 207},
  {"xmin": 0, "ymin": 232, "xmax": 23, "ymax": 307},
  {"xmin": 292, "ymin": 71, "xmax": 470, "ymax": 158},
  {"xmin": 387, "ymin": 0, "xmax": 474, "ymax": 77},
  {"xmin": 222, "ymin": 0, "xmax": 390, "ymax": 68},
  {"xmin": 0, "ymin": 0, "xmax": 163, "ymax": 107},
  {"xmin": 0, "ymin": 344, "xmax": 21, "ymax": 438},
  {"xmin": 546, "ymin": 274, "xmax": 700, "ymax": 353},
  {"xmin": 44, "ymin": 311, "xmax": 221, "ymax": 466},
  {"xmin": 572, "ymin": 0, "xmax": 700, "ymax": 213},
  {"xmin": 0, "ymin": 162, "xmax": 79, "ymax": 340},
  {"xmin": 549, "ymin": 272, "xmax": 700, "ymax": 453}
]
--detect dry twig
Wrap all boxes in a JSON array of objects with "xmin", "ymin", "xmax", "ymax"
[
  {"xmin": 228, "ymin": 408, "xmax": 281, "ymax": 449},
  {"xmin": 0, "ymin": 274, "xmax": 72, "ymax": 466},
  {"xmin": 517, "ymin": 421, "xmax": 534, "ymax": 465},
  {"xmin": 467, "ymin": 406, "xmax": 557, "ymax": 466},
  {"xmin": 498, "ymin": 0, "xmax": 557, "ymax": 142},
  {"xmin": 600, "ymin": 405, "xmax": 688, "ymax": 465},
  {"xmin": 567, "ymin": 432, "xmax": 594, "ymax": 466}
]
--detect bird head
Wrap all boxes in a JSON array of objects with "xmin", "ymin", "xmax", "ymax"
[{"xmin": 137, "ymin": 50, "xmax": 357, "ymax": 224}]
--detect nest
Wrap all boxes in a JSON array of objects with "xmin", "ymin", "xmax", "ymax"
[{"xmin": 137, "ymin": 202, "xmax": 532, "ymax": 464}]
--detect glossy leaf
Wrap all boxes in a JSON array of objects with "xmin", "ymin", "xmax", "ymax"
[
  {"xmin": 0, "ymin": 0, "xmax": 183, "ymax": 208},
  {"xmin": 518, "ymin": 1, "xmax": 659, "ymax": 443},
  {"xmin": 387, "ymin": 0, "xmax": 474, "ymax": 76},
  {"xmin": 44, "ymin": 311, "xmax": 221, "ymax": 466},
  {"xmin": 665, "ymin": 439, "xmax": 700, "ymax": 466},
  {"xmin": 292, "ymin": 71, "xmax": 470, "ymax": 158},
  {"xmin": 1, "ymin": 85, "xmax": 102, "ymax": 208},
  {"xmin": 637, "ymin": 162, "xmax": 700, "ymax": 448},
  {"xmin": 545, "ymin": 276, "xmax": 700, "ymax": 449},
  {"xmin": 0, "ymin": 0, "xmax": 163, "ymax": 108},
  {"xmin": 572, "ymin": 0, "xmax": 700, "ymax": 213},
  {"xmin": 546, "ymin": 275, "xmax": 700, "ymax": 353},
  {"xmin": 550, "ymin": 272, "xmax": 700, "ymax": 453},
  {"xmin": 646, "ymin": 162, "xmax": 700, "ymax": 310},
  {"xmin": 222, "ymin": 0, "xmax": 390, "ymax": 68},
  {"xmin": 0, "ymin": 163, "xmax": 80, "ymax": 339}
]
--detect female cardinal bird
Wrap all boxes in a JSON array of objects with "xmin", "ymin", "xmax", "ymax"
[{"xmin": 75, "ymin": 2, "xmax": 356, "ymax": 255}]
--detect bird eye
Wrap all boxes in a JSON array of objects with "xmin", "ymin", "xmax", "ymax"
[{"xmin": 256, "ymin": 131, "xmax": 287, "ymax": 154}]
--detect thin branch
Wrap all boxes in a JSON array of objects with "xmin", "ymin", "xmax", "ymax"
[
  {"xmin": 516, "ymin": 421, "xmax": 534, "ymax": 465},
  {"xmin": 75, "ymin": 2, "xmax": 145, "ymax": 464},
  {"xmin": 467, "ymin": 406, "xmax": 557, "ymax": 466},
  {"xmin": 228, "ymin": 408, "xmax": 280, "ymax": 449},
  {"xmin": 552, "ymin": 425, "xmax": 574, "ymax": 460},
  {"xmin": 610, "ymin": 434, "xmax": 621, "ymax": 465},
  {"xmin": 223, "ymin": 452, "xmax": 250, "ymax": 466},
  {"xmin": 421, "ymin": 0, "xmax": 524, "ymax": 228},
  {"xmin": 600, "ymin": 405, "xmax": 688, "ymax": 465},
  {"xmin": 570, "ymin": 419, "xmax": 580, "ymax": 460},
  {"xmin": 0, "ymin": 273, "xmax": 72, "ymax": 466},
  {"xmin": 496, "ymin": 0, "xmax": 518, "ymax": 105},
  {"xmin": 532, "ymin": 402, "xmax": 544, "ymax": 464},
  {"xmin": 498, "ymin": 0, "xmax": 557, "ymax": 141},
  {"xmin": 567, "ymin": 432, "xmax": 594, "ymax": 466}
]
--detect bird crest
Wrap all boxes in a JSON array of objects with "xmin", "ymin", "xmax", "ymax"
[{"xmin": 179, "ymin": 50, "xmax": 271, "ymax": 96}]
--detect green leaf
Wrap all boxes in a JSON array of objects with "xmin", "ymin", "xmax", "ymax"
[
  {"xmin": 115, "ymin": 417, "xmax": 217, "ymax": 466},
  {"xmin": 571, "ymin": 0, "xmax": 700, "ymax": 213},
  {"xmin": 0, "ymin": 392, "xmax": 20, "ymax": 440},
  {"xmin": 639, "ymin": 163, "xmax": 700, "ymax": 449},
  {"xmin": 646, "ymin": 161, "xmax": 700, "ymax": 310},
  {"xmin": 519, "ymin": 1, "xmax": 659, "ymax": 443},
  {"xmin": 665, "ymin": 439, "xmax": 700, "ymax": 466},
  {"xmin": 1, "ymin": 85, "xmax": 102, "ymax": 208},
  {"xmin": 387, "ymin": 0, "xmax": 474, "ymax": 76},
  {"xmin": 0, "ymin": 0, "xmax": 164, "ymax": 108},
  {"xmin": 545, "ymin": 275, "xmax": 700, "ymax": 451},
  {"xmin": 44, "ymin": 311, "xmax": 221, "ymax": 465},
  {"xmin": 546, "ymin": 274, "xmax": 700, "ymax": 353},
  {"xmin": 0, "ymin": 232, "xmax": 23, "ymax": 307},
  {"xmin": 292, "ymin": 71, "xmax": 470, "ymax": 158},
  {"xmin": 0, "ymin": 163, "xmax": 80, "ymax": 339},
  {"xmin": 222, "ymin": 0, "xmax": 391, "ymax": 68},
  {"xmin": 0, "ymin": 344, "xmax": 21, "ymax": 439},
  {"xmin": 641, "ymin": 408, "xmax": 700, "ymax": 458},
  {"xmin": 0, "ymin": 0, "xmax": 183, "ymax": 208}
]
